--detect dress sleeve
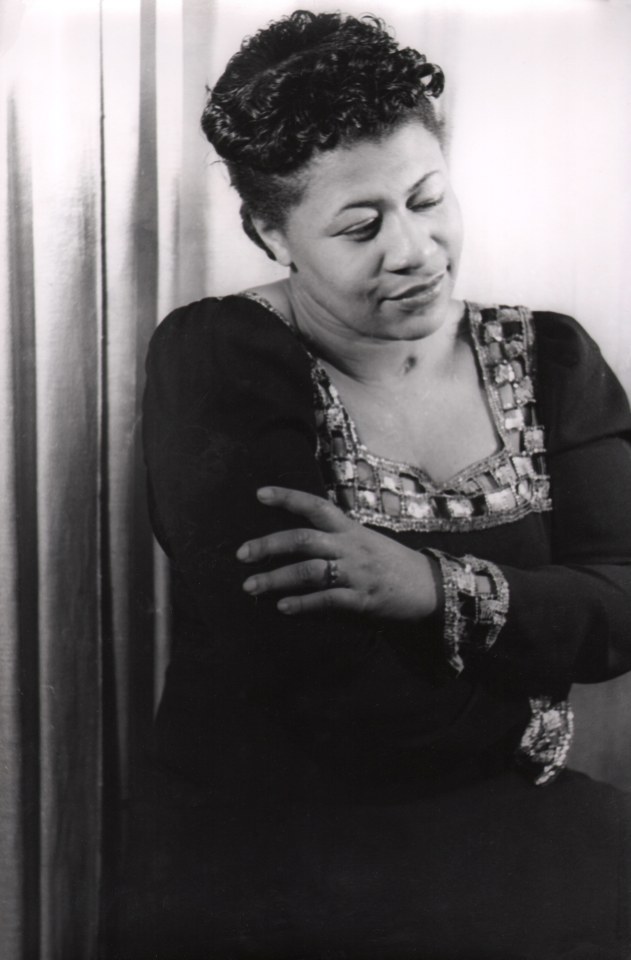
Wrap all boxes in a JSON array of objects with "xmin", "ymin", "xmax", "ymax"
[
  {"xmin": 435, "ymin": 312, "xmax": 631, "ymax": 694},
  {"xmin": 142, "ymin": 296, "xmax": 377, "ymax": 678}
]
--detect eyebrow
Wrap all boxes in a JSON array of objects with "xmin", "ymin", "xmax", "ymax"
[{"xmin": 334, "ymin": 172, "xmax": 440, "ymax": 216}]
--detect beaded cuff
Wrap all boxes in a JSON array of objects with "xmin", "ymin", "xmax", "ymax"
[
  {"xmin": 424, "ymin": 549, "xmax": 510, "ymax": 675},
  {"xmin": 516, "ymin": 697, "xmax": 575, "ymax": 786},
  {"xmin": 427, "ymin": 552, "xmax": 574, "ymax": 784}
]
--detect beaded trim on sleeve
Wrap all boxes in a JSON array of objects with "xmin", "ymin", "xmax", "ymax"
[
  {"xmin": 424, "ymin": 549, "xmax": 510, "ymax": 675},
  {"xmin": 516, "ymin": 697, "xmax": 575, "ymax": 786},
  {"xmin": 423, "ymin": 549, "xmax": 574, "ymax": 784}
]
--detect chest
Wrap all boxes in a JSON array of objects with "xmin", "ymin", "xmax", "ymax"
[
  {"xmin": 328, "ymin": 360, "xmax": 499, "ymax": 487},
  {"xmin": 311, "ymin": 303, "xmax": 552, "ymax": 533}
]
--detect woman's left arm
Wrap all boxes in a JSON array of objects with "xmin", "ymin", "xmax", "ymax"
[
  {"xmin": 432, "ymin": 432, "xmax": 631, "ymax": 692},
  {"xmin": 460, "ymin": 313, "xmax": 631, "ymax": 691}
]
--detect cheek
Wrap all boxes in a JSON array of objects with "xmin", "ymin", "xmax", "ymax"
[
  {"xmin": 290, "ymin": 231, "xmax": 380, "ymax": 296},
  {"xmin": 305, "ymin": 248, "xmax": 372, "ymax": 293},
  {"xmin": 444, "ymin": 196, "xmax": 464, "ymax": 253},
  {"xmin": 333, "ymin": 244, "xmax": 382, "ymax": 286}
]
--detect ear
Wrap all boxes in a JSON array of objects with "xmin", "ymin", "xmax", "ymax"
[{"xmin": 251, "ymin": 219, "xmax": 293, "ymax": 268}]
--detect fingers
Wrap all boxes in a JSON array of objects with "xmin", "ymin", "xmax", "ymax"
[
  {"xmin": 256, "ymin": 486, "xmax": 349, "ymax": 533},
  {"xmin": 243, "ymin": 558, "xmax": 341, "ymax": 597},
  {"xmin": 237, "ymin": 487, "xmax": 362, "ymax": 616},
  {"xmin": 277, "ymin": 589, "xmax": 357, "ymax": 616},
  {"xmin": 242, "ymin": 556, "xmax": 358, "ymax": 616},
  {"xmin": 237, "ymin": 527, "xmax": 336, "ymax": 563}
]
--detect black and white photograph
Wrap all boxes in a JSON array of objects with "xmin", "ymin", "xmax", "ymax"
[{"xmin": 1, "ymin": 1, "xmax": 631, "ymax": 957}]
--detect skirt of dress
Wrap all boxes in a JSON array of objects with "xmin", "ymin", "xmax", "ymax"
[{"xmin": 114, "ymin": 766, "xmax": 631, "ymax": 960}]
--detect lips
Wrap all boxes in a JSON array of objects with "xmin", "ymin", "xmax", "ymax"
[{"xmin": 384, "ymin": 272, "xmax": 445, "ymax": 301}]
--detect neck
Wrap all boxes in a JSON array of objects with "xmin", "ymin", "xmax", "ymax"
[{"xmin": 284, "ymin": 280, "xmax": 465, "ymax": 386}]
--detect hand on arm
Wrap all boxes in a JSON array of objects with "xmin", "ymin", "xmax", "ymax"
[
  {"xmin": 143, "ymin": 299, "xmax": 437, "ymax": 682},
  {"xmin": 237, "ymin": 486, "xmax": 440, "ymax": 620}
]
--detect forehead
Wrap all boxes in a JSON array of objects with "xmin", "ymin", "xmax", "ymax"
[{"xmin": 298, "ymin": 122, "xmax": 446, "ymax": 215}]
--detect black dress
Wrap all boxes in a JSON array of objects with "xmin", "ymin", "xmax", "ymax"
[{"xmin": 122, "ymin": 296, "xmax": 631, "ymax": 959}]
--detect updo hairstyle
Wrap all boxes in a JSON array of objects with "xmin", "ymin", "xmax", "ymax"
[{"xmin": 201, "ymin": 10, "xmax": 445, "ymax": 259}]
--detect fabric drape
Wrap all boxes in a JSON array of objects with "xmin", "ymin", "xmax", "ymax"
[{"xmin": 1, "ymin": 1, "xmax": 630, "ymax": 957}]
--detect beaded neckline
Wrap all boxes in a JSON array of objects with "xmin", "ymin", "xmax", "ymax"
[{"xmin": 238, "ymin": 292, "xmax": 552, "ymax": 533}]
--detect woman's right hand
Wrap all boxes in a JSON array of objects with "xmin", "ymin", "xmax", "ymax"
[{"xmin": 236, "ymin": 486, "xmax": 441, "ymax": 621}]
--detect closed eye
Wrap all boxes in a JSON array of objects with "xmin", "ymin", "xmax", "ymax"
[
  {"xmin": 341, "ymin": 217, "xmax": 380, "ymax": 242},
  {"xmin": 337, "ymin": 193, "xmax": 444, "ymax": 241},
  {"xmin": 410, "ymin": 194, "xmax": 444, "ymax": 211}
]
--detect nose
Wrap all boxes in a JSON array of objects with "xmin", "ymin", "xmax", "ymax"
[{"xmin": 382, "ymin": 212, "xmax": 437, "ymax": 273}]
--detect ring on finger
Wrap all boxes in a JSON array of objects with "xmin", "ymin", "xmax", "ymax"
[{"xmin": 324, "ymin": 558, "xmax": 340, "ymax": 588}]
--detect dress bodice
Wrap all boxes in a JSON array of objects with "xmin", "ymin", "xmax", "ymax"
[{"xmin": 241, "ymin": 294, "xmax": 551, "ymax": 533}]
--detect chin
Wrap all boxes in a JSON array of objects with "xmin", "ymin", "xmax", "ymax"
[
  {"xmin": 378, "ymin": 279, "xmax": 455, "ymax": 336},
  {"xmin": 379, "ymin": 303, "xmax": 448, "ymax": 341}
]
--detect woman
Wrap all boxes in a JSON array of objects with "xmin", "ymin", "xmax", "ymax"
[{"xmin": 126, "ymin": 11, "xmax": 631, "ymax": 959}]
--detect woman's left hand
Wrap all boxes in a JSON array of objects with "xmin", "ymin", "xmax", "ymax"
[{"xmin": 236, "ymin": 486, "xmax": 439, "ymax": 620}]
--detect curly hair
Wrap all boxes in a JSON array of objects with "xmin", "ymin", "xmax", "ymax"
[{"xmin": 201, "ymin": 10, "xmax": 445, "ymax": 259}]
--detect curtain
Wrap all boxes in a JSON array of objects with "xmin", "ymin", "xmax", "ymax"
[
  {"xmin": 1, "ymin": 5, "xmax": 104, "ymax": 958},
  {"xmin": 1, "ymin": 1, "xmax": 630, "ymax": 957}
]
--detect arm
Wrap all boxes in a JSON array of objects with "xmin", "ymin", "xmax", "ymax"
[
  {"xmin": 433, "ymin": 313, "xmax": 631, "ymax": 693},
  {"xmin": 237, "ymin": 312, "xmax": 631, "ymax": 697},
  {"xmin": 143, "ymin": 296, "xmax": 427, "ymax": 679},
  {"xmin": 147, "ymin": 300, "xmax": 631, "ymax": 695}
]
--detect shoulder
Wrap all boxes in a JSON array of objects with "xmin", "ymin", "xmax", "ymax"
[
  {"xmin": 144, "ymin": 295, "xmax": 318, "ymax": 437},
  {"xmin": 147, "ymin": 294, "xmax": 313, "ymax": 391},
  {"xmin": 531, "ymin": 309, "xmax": 631, "ymax": 451},
  {"xmin": 149, "ymin": 293, "xmax": 298, "ymax": 359},
  {"xmin": 472, "ymin": 303, "xmax": 597, "ymax": 363},
  {"xmin": 532, "ymin": 310, "xmax": 603, "ymax": 370}
]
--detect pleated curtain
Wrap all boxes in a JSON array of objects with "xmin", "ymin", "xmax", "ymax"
[{"xmin": 0, "ymin": 1, "xmax": 630, "ymax": 957}]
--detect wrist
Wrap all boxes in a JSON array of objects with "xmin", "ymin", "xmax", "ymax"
[
  {"xmin": 409, "ymin": 550, "xmax": 441, "ymax": 621},
  {"xmin": 421, "ymin": 552, "xmax": 443, "ymax": 619}
]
